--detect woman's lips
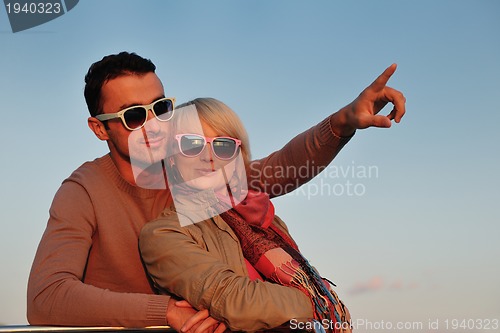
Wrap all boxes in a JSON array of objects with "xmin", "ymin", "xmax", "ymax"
[{"xmin": 196, "ymin": 168, "xmax": 216, "ymax": 176}]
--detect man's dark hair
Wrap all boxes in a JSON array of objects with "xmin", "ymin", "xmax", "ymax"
[{"xmin": 84, "ymin": 52, "xmax": 156, "ymax": 117}]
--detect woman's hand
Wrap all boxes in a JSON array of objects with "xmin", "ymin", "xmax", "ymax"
[{"xmin": 175, "ymin": 300, "xmax": 228, "ymax": 333}]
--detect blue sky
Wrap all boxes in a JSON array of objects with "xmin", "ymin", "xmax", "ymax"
[{"xmin": 1, "ymin": 0, "xmax": 499, "ymax": 330}]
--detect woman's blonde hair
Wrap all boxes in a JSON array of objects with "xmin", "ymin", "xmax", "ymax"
[{"xmin": 176, "ymin": 98, "xmax": 251, "ymax": 167}]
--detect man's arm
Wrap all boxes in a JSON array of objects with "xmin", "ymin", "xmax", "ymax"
[
  {"xmin": 27, "ymin": 180, "xmax": 222, "ymax": 332},
  {"xmin": 248, "ymin": 64, "xmax": 406, "ymax": 197},
  {"xmin": 27, "ymin": 181, "xmax": 170, "ymax": 327}
]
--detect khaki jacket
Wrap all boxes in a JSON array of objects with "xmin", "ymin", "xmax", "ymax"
[{"xmin": 140, "ymin": 206, "xmax": 314, "ymax": 332}]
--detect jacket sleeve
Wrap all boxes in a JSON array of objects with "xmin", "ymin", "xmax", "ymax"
[
  {"xmin": 139, "ymin": 215, "xmax": 314, "ymax": 332},
  {"xmin": 247, "ymin": 114, "xmax": 353, "ymax": 197},
  {"xmin": 27, "ymin": 181, "xmax": 169, "ymax": 327}
]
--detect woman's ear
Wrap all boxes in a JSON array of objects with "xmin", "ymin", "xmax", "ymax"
[{"xmin": 88, "ymin": 117, "xmax": 110, "ymax": 141}]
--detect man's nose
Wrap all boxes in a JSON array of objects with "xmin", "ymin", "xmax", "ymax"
[
  {"xmin": 144, "ymin": 109, "xmax": 161, "ymax": 132},
  {"xmin": 146, "ymin": 109, "xmax": 157, "ymax": 121}
]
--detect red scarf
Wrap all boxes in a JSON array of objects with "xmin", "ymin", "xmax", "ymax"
[{"xmin": 219, "ymin": 190, "xmax": 347, "ymax": 332}]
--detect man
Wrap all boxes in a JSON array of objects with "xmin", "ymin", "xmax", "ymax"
[{"xmin": 27, "ymin": 52, "xmax": 405, "ymax": 330}]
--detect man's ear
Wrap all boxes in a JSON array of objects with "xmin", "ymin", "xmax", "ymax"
[{"xmin": 88, "ymin": 117, "xmax": 110, "ymax": 141}]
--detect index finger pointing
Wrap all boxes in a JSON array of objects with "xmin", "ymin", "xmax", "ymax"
[{"xmin": 370, "ymin": 63, "xmax": 397, "ymax": 91}]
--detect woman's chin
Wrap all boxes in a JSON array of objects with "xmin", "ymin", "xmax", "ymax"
[{"xmin": 184, "ymin": 175, "xmax": 227, "ymax": 192}]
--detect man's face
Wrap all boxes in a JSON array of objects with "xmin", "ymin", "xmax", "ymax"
[{"xmin": 100, "ymin": 72, "xmax": 171, "ymax": 176}]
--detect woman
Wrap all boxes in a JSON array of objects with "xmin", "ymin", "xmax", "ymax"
[{"xmin": 139, "ymin": 98, "xmax": 351, "ymax": 333}]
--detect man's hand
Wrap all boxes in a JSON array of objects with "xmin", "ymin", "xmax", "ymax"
[
  {"xmin": 166, "ymin": 298, "xmax": 227, "ymax": 333},
  {"xmin": 331, "ymin": 63, "xmax": 406, "ymax": 137}
]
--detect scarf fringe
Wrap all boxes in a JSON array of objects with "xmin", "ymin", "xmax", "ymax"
[
  {"xmin": 274, "ymin": 259, "xmax": 341, "ymax": 332},
  {"xmin": 220, "ymin": 206, "xmax": 350, "ymax": 332}
]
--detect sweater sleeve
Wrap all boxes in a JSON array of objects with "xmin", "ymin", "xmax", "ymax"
[
  {"xmin": 27, "ymin": 181, "xmax": 169, "ymax": 327},
  {"xmin": 247, "ymin": 114, "xmax": 353, "ymax": 197},
  {"xmin": 139, "ymin": 215, "xmax": 314, "ymax": 332}
]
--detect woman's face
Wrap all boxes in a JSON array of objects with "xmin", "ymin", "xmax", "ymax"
[{"xmin": 173, "ymin": 120, "xmax": 238, "ymax": 191}]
